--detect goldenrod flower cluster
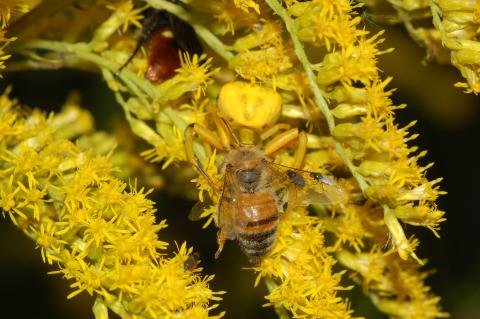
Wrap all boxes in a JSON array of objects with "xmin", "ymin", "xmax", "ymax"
[
  {"xmin": 1, "ymin": 0, "xmax": 459, "ymax": 318},
  {"xmin": 0, "ymin": 89, "xmax": 223, "ymax": 318},
  {"xmin": 0, "ymin": 0, "xmax": 20, "ymax": 73},
  {"xmin": 361, "ymin": 0, "xmax": 480, "ymax": 94},
  {"xmin": 430, "ymin": 1, "xmax": 480, "ymax": 93}
]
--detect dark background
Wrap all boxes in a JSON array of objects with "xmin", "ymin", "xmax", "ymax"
[{"xmin": 1, "ymin": 25, "xmax": 479, "ymax": 318}]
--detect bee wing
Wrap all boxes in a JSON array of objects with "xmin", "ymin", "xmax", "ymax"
[
  {"xmin": 300, "ymin": 174, "xmax": 347, "ymax": 206},
  {"xmin": 216, "ymin": 170, "xmax": 236, "ymax": 240},
  {"xmin": 262, "ymin": 162, "xmax": 301, "ymax": 212},
  {"xmin": 265, "ymin": 161, "xmax": 347, "ymax": 206}
]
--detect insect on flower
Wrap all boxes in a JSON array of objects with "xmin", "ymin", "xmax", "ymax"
[
  {"xmin": 184, "ymin": 251, "xmax": 201, "ymax": 270},
  {"xmin": 115, "ymin": 5, "xmax": 202, "ymax": 82},
  {"xmin": 185, "ymin": 115, "xmax": 346, "ymax": 264}
]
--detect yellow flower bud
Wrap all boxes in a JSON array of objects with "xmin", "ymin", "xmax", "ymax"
[
  {"xmin": 358, "ymin": 161, "xmax": 392, "ymax": 177},
  {"xmin": 453, "ymin": 47, "xmax": 480, "ymax": 65},
  {"xmin": 331, "ymin": 103, "xmax": 367, "ymax": 119},
  {"xmin": 394, "ymin": 205, "xmax": 430, "ymax": 220},
  {"xmin": 332, "ymin": 123, "xmax": 355, "ymax": 139},
  {"xmin": 232, "ymin": 22, "xmax": 281, "ymax": 52},
  {"xmin": 436, "ymin": 0, "xmax": 476, "ymax": 11},
  {"xmin": 328, "ymin": 86, "xmax": 369, "ymax": 104},
  {"xmin": 393, "ymin": 205, "xmax": 446, "ymax": 231},
  {"xmin": 384, "ymin": 206, "xmax": 420, "ymax": 262},
  {"xmin": 317, "ymin": 67, "xmax": 342, "ymax": 86},
  {"xmin": 317, "ymin": 53, "xmax": 342, "ymax": 85}
]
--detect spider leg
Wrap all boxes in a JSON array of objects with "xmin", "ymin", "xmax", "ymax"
[
  {"xmin": 264, "ymin": 128, "xmax": 308, "ymax": 169},
  {"xmin": 260, "ymin": 123, "xmax": 291, "ymax": 141},
  {"xmin": 212, "ymin": 114, "xmax": 235, "ymax": 150}
]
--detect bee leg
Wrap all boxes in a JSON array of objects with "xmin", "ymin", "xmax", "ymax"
[{"xmin": 214, "ymin": 230, "xmax": 227, "ymax": 259}]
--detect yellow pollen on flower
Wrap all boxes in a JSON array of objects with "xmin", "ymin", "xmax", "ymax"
[
  {"xmin": 2, "ymin": 0, "xmax": 451, "ymax": 317},
  {"xmin": 0, "ymin": 0, "xmax": 29, "ymax": 28},
  {"xmin": 106, "ymin": 0, "xmax": 145, "ymax": 33},
  {"xmin": 0, "ymin": 89, "xmax": 223, "ymax": 318},
  {"xmin": 233, "ymin": 0, "xmax": 260, "ymax": 14},
  {"xmin": 177, "ymin": 53, "xmax": 219, "ymax": 101}
]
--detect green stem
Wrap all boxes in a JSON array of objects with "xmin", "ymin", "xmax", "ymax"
[
  {"xmin": 145, "ymin": 0, "xmax": 234, "ymax": 61},
  {"xmin": 264, "ymin": 0, "xmax": 368, "ymax": 191},
  {"xmin": 114, "ymin": 92, "xmax": 163, "ymax": 146},
  {"xmin": 17, "ymin": 40, "xmax": 157, "ymax": 110},
  {"xmin": 390, "ymin": 4, "xmax": 425, "ymax": 49}
]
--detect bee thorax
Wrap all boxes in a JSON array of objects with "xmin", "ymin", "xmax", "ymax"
[{"xmin": 237, "ymin": 169, "xmax": 261, "ymax": 192}]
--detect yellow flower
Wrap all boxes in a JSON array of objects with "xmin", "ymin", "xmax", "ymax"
[
  {"xmin": 233, "ymin": 0, "xmax": 260, "ymax": 14},
  {"xmin": 0, "ymin": 90, "xmax": 223, "ymax": 318},
  {"xmin": 0, "ymin": 30, "xmax": 14, "ymax": 76},
  {"xmin": 316, "ymin": 32, "xmax": 390, "ymax": 86},
  {"xmin": 92, "ymin": 0, "xmax": 145, "ymax": 48},
  {"xmin": 4, "ymin": 0, "xmax": 453, "ymax": 317},
  {"xmin": 363, "ymin": 0, "xmax": 480, "ymax": 93},
  {"xmin": 193, "ymin": 0, "xmax": 260, "ymax": 35},
  {"xmin": 289, "ymin": 0, "xmax": 365, "ymax": 50},
  {"xmin": 176, "ymin": 53, "xmax": 219, "ymax": 101},
  {"xmin": 106, "ymin": 0, "xmax": 145, "ymax": 32},
  {"xmin": 255, "ymin": 210, "xmax": 355, "ymax": 318},
  {"xmin": 230, "ymin": 44, "xmax": 292, "ymax": 82},
  {"xmin": 0, "ymin": 0, "xmax": 29, "ymax": 28}
]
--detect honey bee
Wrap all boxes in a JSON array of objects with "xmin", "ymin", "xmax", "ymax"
[{"xmin": 186, "ymin": 122, "xmax": 346, "ymax": 264}]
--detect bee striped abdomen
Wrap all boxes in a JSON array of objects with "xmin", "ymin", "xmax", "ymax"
[{"xmin": 235, "ymin": 193, "xmax": 278, "ymax": 262}]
